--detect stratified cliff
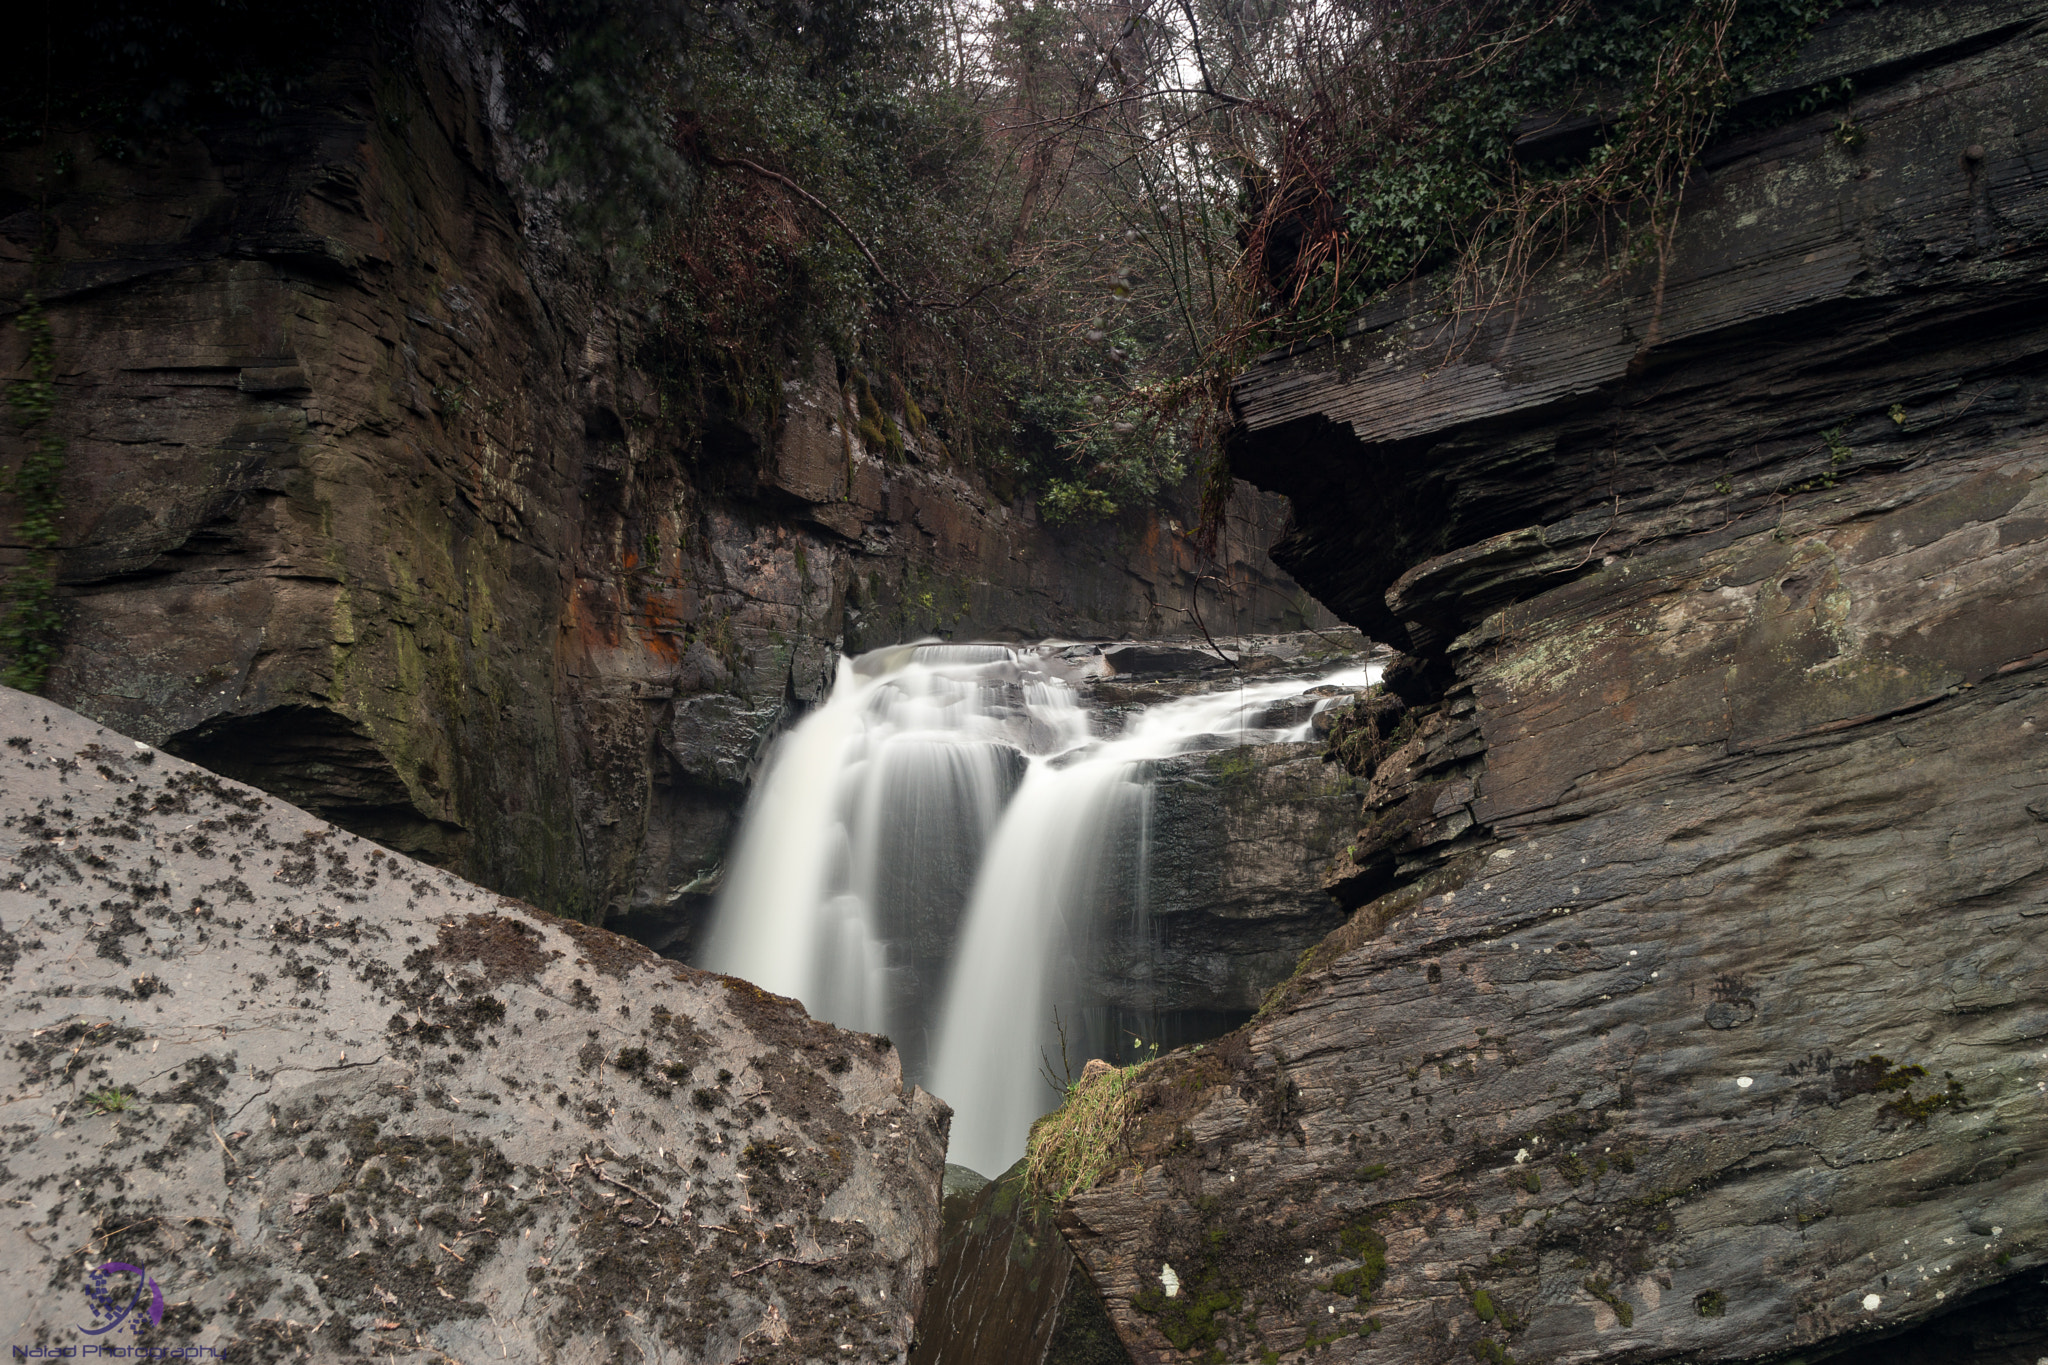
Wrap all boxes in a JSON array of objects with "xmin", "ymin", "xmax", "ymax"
[
  {"xmin": 1062, "ymin": 3, "xmax": 2048, "ymax": 1362},
  {"xmin": 0, "ymin": 1, "xmax": 1325, "ymax": 926}
]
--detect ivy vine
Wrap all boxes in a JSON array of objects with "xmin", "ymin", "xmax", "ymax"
[{"xmin": 4, "ymin": 295, "xmax": 67, "ymax": 692}]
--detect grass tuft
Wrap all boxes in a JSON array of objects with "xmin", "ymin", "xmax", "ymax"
[{"xmin": 1025, "ymin": 1061, "xmax": 1143, "ymax": 1201}]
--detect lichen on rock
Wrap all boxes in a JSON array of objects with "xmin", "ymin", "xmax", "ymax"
[{"xmin": 0, "ymin": 684, "xmax": 947, "ymax": 1361}]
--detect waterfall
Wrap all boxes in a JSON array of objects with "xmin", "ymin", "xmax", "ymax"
[{"xmin": 697, "ymin": 640, "xmax": 1377, "ymax": 1176}]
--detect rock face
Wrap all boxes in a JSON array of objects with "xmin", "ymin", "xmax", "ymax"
[
  {"xmin": 910, "ymin": 1163, "xmax": 1126, "ymax": 1365},
  {"xmin": 0, "ymin": 684, "xmax": 947, "ymax": 1361},
  {"xmin": 1059, "ymin": 4, "xmax": 2048, "ymax": 1363},
  {"xmin": 0, "ymin": 0, "xmax": 1328, "ymax": 927}
]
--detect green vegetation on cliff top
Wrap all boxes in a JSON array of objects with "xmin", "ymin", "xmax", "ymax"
[{"xmin": 1, "ymin": 0, "xmax": 1856, "ymax": 635}]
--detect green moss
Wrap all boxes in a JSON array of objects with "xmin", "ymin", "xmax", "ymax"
[
  {"xmin": 1130, "ymin": 1278, "xmax": 1241, "ymax": 1355},
  {"xmin": 1879, "ymin": 1076, "xmax": 1966, "ymax": 1126},
  {"xmin": 1325, "ymin": 1224, "xmax": 1387, "ymax": 1306},
  {"xmin": 1583, "ymin": 1276, "xmax": 1635, "ymax": 1328},
  {"xmin": 1210, "ymin": 747, "xmax": 1258, "ymax": 787},
  {"xmin": 1695, "ymin": 1288, "xmax": 1727, "ymax": 1318},
  {"xmin": 1472, "ymin": 1287, "xmax": 1496, "ymax": 1322}
]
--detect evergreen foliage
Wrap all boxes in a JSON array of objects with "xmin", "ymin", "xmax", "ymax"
[
  {"xmin": 3, "ymin": 0, "xmax": 1859, "ymax": 558},
  {"xmin": 511, "ymin": 0, "xmax": 1855, "ymax": 526}
]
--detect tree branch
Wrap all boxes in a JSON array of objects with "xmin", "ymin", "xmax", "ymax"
[{"xmin": 704, "ymin": 153, "xmax": 1017, "ymax": 314}]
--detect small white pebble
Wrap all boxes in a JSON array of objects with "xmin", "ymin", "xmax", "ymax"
[
  {"xmin": 1515, "ymin": 1149, "xmax": 1530, "ymax": 1164},
  {"xmin": 1863, "ymin": 1293, "xmax": 1881, "ymax": 1311},
  {"xmin": 1650, "ymin": 971, "xmax": 1658, "ymax": 978},
  {"xmin": 1628, "ymin": 950, "xmax": 1638, "ymax": 957},
  {"xmin": 1993, "ymin": 1226, "xmax": 2004, "ymax": 1236},
  {"xmin": 1737, "ymin": 1076, "xmax": 1754, "ymax": 1089},
  {"xmin": 1161, "ymin": 1263, "xmax": 1180, "ymax": 1298}
]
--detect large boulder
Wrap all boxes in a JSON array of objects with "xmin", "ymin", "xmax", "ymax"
[{"xmin": 0, "ymin": 684, "xmax": 947, "ymax": 1362}]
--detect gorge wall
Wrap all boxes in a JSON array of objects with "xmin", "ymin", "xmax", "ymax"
[
  {"xmin": 1061, "ymin": 3, "xmax": 2048, "ymax": 1363},
  {"xmin": 0, "ymin": 2, "xmax": 1326, "ymax": 929}
]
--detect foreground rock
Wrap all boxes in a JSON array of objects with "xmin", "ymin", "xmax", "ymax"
[
  {"xmin": 0, "ymin": 685, "xmax": 946, "ymax": 1361},
  {"xmin": 1062, "ymin": 4, "xmax": 2048, "ymax": 1363},
  {"xmin": 910, "ymin": 1162, "xmax": 1125, "ymax": 1365}
]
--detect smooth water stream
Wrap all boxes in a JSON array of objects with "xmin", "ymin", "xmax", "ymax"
[{"xmin": 697, "ymin": 641, "xmax": 1374, "ymax": 1176}]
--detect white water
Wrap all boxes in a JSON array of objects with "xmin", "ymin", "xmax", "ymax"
[{"xmin": 697, "ymin": 641, "xmax": 1378, "ymax": 1176}]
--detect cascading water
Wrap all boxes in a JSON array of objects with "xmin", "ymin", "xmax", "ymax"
[{"xmin": 697, "ymin": 639, "xmax": 1376, "ymax": 1176}]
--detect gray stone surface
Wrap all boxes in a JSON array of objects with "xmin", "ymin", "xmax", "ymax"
[
  {"xmin": 0, "ymin": 685, "xmax": 947, "ymax": 1362},
  {"xmin": 1058, "ymin": 4, "xmax": 2048, "ymax": 1363}
]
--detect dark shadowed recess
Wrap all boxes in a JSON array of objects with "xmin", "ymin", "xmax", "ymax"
[
  {"xmin": 165, "ymin": 705, "xmax": 469, "ymax": 866},
  {"xmin": 1764, "ymin": 1270, "xmax": 2048, "ymax": 1364}
]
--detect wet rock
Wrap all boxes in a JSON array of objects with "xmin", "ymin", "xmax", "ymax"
[
  {"xmin": 0, "ymin": 684, "xmax": 947, "ymax": 1361},
  {"xmin": 1102, "ymin": 645, "xmax": 1231, "ymax": 677},
  {"xmin": 911, "ymin": 1162, "xmax": 1127, "ymax": 1365},
  {"xmin": 1064, "ymin": 5, "xmax": 2048, "ymax": 1363},
  {"xmin": 1116, "ymin": 742, "xmax": 1354, "ymax": 1014}
]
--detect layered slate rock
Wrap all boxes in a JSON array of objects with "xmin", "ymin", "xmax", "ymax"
[
  {"xmin": 1061, "ymin": 3, "xmax": 2048, "ymax": 1362},
  {"xmin": 0, "ymin": 685, "xmax": 947, "ymax": 1362},
  {"xmin": 0, "ymin": 0, "xmax": 1329, "ymax": 930},
  {"xmin": 1062, "ymin": 635, "xmax": 1375, "ymax": 1055}
]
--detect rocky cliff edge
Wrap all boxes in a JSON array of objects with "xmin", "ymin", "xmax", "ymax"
[{"xmin": 1058, "ymin": 3, "xmax": 2048, "ymax": 1363}]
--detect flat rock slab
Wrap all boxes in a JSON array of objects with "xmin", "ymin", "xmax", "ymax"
[{"xmin": 0, "ymin": 686, "xmax": 947, "ymax": 1362}]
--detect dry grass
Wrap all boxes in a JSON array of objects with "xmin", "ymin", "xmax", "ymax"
[{"xmin": 1025, "ymin": 1061, "xmax": 1145, "ymax": 1202}]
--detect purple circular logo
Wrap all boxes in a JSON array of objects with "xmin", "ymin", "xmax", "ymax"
[{"xmin": 80, "ymin": 1261, "xmax": 164, "ymax": 1336}]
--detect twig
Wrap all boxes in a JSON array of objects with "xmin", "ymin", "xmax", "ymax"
[
  {"xmin": 594, "ymin": 1165, "xmax": 670, "ymax": 1211},
  {"xmin": 1555, "ymin": 492, "xmax": 1625, "ymax": 573},
  {"xmin": 1175, "ymin": 571, "xmax": 1238, "ymax": 669},
  {"xmin": 731, "ymin": 1254, "xmax": 837, "ymax": 1279},
  {"xmin": 704, "ymin": 154, "xmax": 1018, "ymax": 314},
  {"xmin": 704, "ymin": 154, "xmax": 905, "ymax": 301}
]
